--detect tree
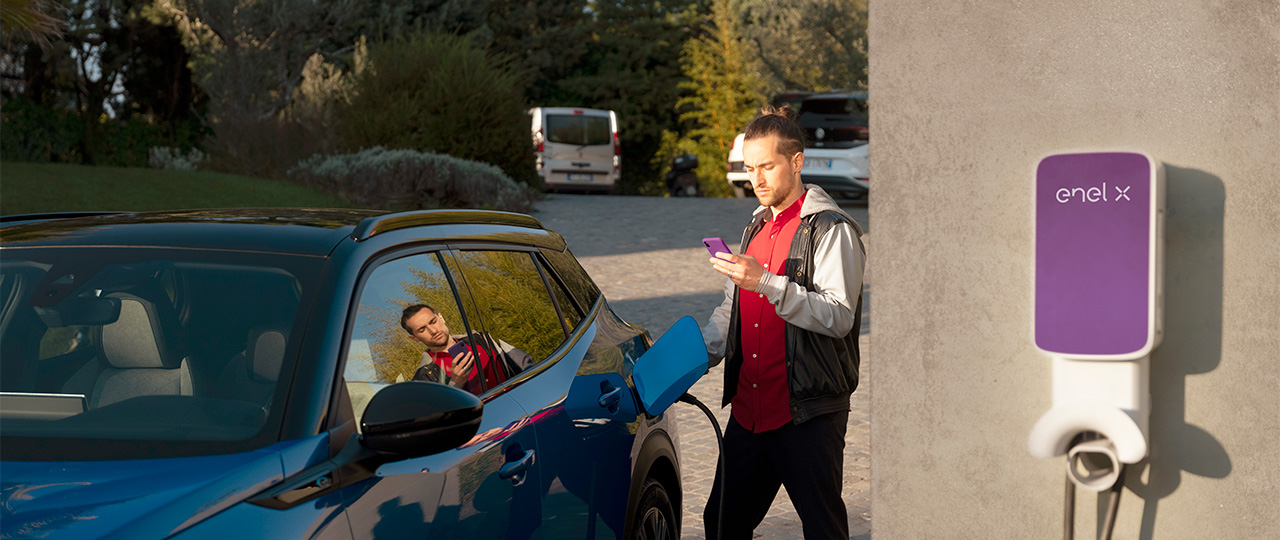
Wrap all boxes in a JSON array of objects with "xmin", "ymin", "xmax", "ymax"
[
  {"xmin": 547, "ymin": 0, "xmax": 701, "ymax": 195},
  {"xmin": 336, "ymin": 31, "xmax": 538, "ymax": 188},
  {"xmin": 0, "ymin": 0, "xmax": 63, "ymax": 49},
  {"xmin": 738, "ymin": 0, "xmax": 868, "ymax": 93},
  {"xmin": 1, "ymin": 0, "xmax": 207, "ymax": 165},
  {"xmin": 154, "ymin": 0, "xmax": 359, "ymax": 175},
  {"xmin": 485, "ymin": 0, "xmax": 593, "ymax": 106},
  {"xmin": 667, "ymin": 0, "xmax": 762, "ymax": 197},
  {"xmin": 349, "ymin": 0, "xmax": 489, "ymax": 43}
]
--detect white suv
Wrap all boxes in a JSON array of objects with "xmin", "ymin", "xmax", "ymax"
[{"xmin": 798, "ymin": 92, "xmax": 869, "ymax": 199}]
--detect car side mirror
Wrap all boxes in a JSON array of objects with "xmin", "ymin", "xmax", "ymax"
[
  {"xmin": 360, "ymin": 381, "xmax": 483, "ymax": 457},
  {"xmin": 251, "ymin": 382, "xmax": 482, "ymax": 510}
]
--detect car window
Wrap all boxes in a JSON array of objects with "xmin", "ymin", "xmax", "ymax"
[
  {"xmin": 344, "ymin": 252, "xmax": 497, "ymax": 425},
  {"xmin": 546, "ymin": 114, "xmax": 611, "ymax": 146},
  {"xmin": 539, "ymin": 247, "xmax": 602, "ymax": 314},
  {"xmin": 538, "ymin": 255, "xmax": 583, "ymax": 332},
  {"xmin": 0, "ymin": 248, "xmax": 317, "ymax": 460},
  {"xmin": 449, "ymin": 250, "xmax": 568, "ymax": 367},
  {"xmin": 800, "ymin": 96, "xmax": 869, "ymax": 118}
]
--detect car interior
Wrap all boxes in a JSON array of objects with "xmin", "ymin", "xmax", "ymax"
[{"xmin": 0, "ymin": 257, "xmax": 301, "ymax": 440}]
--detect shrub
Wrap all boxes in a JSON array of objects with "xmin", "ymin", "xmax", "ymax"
[
  {"xmin": 149, "ymin": 146, "xmax": 207, "ymax": 170},
  {"xmin": 1, "ymin": 96, "xmax": 207, "ymax": 167},
  {"xmin": 287, "ymin": 146, "xmax": 535, "ymax": 213},
  {"xmin": 336, "ymin": 31, "xmax": 539, "ymax": 189},
  {"xmin": 1, "ymin": 96, "xmax": 85, "ymax": 163}
]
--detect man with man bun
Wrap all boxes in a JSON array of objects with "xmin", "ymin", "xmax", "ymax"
[{"xmin": 702, "ymin": 104, "xmax": 866, "ymax": 540}]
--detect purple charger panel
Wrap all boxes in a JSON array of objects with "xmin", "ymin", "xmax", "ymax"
[{"xmin": 1036, "ymin": 152, "xmax": 1152, "ymax": 356}]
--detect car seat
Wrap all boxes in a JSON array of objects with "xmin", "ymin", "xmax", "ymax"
[
  {"xmin": 215, "ymin": 326, "xmax": 286, "ymax": 406},
  {"xmin": 60, "ymin": 291, "xmax": 193, "ymax": 409}
]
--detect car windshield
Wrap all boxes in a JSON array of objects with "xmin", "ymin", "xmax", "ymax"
[
  {"xmin": 546, "ymin": 114, "xmax": 612, "ymax": 146},
  {"xmin": 0, "ymin": 247, "xmax": 321, "ymax": 461}
]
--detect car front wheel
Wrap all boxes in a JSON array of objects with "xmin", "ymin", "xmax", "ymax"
[{"xmin": 629, "ymin": 478, "xmax": 677, "ymax": 540}]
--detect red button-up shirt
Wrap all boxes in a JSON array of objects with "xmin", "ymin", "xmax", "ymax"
[
  {"xmin": 431, "ymin": 341, "xmax": 505, "ymax": 394},
  {"xmin": 733, "ymin": 192, "xmax": 806, "ymax": 433}
]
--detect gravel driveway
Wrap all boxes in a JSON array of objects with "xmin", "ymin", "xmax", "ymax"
[{"xmin": 532, "ymin": 193, "xmax": 872, "ymax": 540}]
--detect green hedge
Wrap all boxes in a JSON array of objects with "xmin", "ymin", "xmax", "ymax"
[
  {"xmin": 1, "ymin": 97, "xmax": 85, "ymax": 163},
  {"xmin": 1, "ymin": 96, "xmax": 205, "ymax": 167},
  {"xmin": 336, "ymin": 31, "xmax": 539, "ymax": 189},
  {"xmin": 288, "ymin": 146, "xmax": 535, "ymax": 213}
]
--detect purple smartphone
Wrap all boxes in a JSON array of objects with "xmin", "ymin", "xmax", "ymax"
[
  {"xmin": 447, "ymin": 340, "xmax": 470, "ymax": 358},
  {"xmin": 702, "ymin": 237, "xmax": 733, "ymax": 260}
]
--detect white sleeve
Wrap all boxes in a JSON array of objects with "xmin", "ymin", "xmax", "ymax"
[
  {"xmin": 701, "ymin": 276, "xmax": 736, "ymax": 367},
  {"xmin": 753, "ymin": 221, "xmax": 864, "ymax": 338}
]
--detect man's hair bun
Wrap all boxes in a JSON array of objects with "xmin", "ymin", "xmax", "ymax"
[{"xmin": 759, "ymin": 103, "xmax": 798, "ymax": 122}]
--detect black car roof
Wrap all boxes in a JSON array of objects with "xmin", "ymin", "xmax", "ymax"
[{"xmin": 0, "ymin": 208, "xmax": 558, "ymax": 256}]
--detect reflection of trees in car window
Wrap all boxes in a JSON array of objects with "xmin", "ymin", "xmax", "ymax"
[
  {"xmin": 451, "ymin": 251, "xmax": 566, "ymax": 363},
  {"xmin": 539, "ymin": 248, "xmax": 601, "ymax": 314},
  {"xmin": 352, "ymin": 254, "xmax": 467, "ymax": 384},
  {"xmin": 547, "ymin": 269, "xmax": 583, "ymax": 332}
]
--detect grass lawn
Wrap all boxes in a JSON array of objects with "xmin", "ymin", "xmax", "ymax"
[{"xmin": 0, "ymin": 162, "xmax": 358, "ymax": 215}]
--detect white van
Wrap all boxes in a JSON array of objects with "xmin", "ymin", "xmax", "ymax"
[{"xmin": 529, "ymin": 107, "xmax": 620, "ymax": 193}]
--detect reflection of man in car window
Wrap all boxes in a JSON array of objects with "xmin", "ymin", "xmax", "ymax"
[{"xmin": 399, "ymin": 304, "xmax": 534, "ymax": 394}]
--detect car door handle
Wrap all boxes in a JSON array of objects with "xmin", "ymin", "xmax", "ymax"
[
  {"xmin": 599, "ymin": 386, "xmax": 623, "ymax": 412},
  {"xmin": 498, "ymin": 449, "xmax": 535, "ymax": 485}
]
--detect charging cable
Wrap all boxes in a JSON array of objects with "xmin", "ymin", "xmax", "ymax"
[
  {"xmin": 1062, "ymin": 462, "xmax": 1125, "ymax": 540},
  {"xmin": 677, "ymin": 392, "xmax": 725, "ymax": 540}
]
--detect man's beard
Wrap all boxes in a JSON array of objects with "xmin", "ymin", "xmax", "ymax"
[{"xmin": 755, "ymin": 180, "xmax": 794, "ymax": 208}]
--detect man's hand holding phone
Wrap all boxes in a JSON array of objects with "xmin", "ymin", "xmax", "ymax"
[
  {"xmin": 447, "ymin": 341, "xmax": 475, "ymax": 387},
  {"xmin": 703, "ymin": 237, "xmax": 765, "ymax": 291}
]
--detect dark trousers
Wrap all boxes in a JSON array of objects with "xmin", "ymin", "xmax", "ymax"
[{"xmin": 704, "ymin": 409, "xmax": 849, "ymax": 540}]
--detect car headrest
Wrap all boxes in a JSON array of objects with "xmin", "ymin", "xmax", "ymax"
[
  {"xmin": 98, "ymin": 292, "xmax": 182, "ymax": 369},
  {"xmin": 247, "ymin": 327, "xmax": 287, "ymax": 382}
]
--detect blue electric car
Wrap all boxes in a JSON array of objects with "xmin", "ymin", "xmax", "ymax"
[{"xmin": 0, "ymin": 209, "xmax": 681, "ymax": 539}]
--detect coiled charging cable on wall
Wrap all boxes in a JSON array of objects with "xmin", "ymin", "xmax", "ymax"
[
  {"xmin": 678, "ymin": 392, "xmax": 725, "ymax": 540},
  {"xmin": 1063, "ymin": 432, "xmax": 1125, "ymax": 540}
]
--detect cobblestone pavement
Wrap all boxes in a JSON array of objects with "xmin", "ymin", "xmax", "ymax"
[{"xmin": 532, "ymin": 193, "xmax": 871, "ymax": 540}]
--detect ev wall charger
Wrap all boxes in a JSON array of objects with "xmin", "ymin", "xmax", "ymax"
[{"xmin": 1027, "ymin": 149, "xmax": 1165, "ymax": 490}]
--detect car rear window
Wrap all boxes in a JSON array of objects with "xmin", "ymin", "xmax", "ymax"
[
  {"xmin": 546, "ymin": 114, "xmax": 612, "ymax": 146},
  {"xmin": 800, "ymin": 97, "xmax": 869, "ymax": 119}
]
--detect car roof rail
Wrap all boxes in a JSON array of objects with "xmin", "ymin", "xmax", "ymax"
[
  {"xmin": 351, "ymin": 209, "xmax": 544, "ymax": 241},
  {"xmin": 0, "ymin": 211, "xmax": 125, "ymax": 226}
]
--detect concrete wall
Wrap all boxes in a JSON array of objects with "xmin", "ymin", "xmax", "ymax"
[{"xmin": 869, "ymin": 1, "xmax": 1279, "ymax": 538}]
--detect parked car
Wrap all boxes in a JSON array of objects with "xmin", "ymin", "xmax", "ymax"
[
  {"xmin": 0, "ymin": 209, "xmax": 682, "ymax": 540},
  {"xmin": 797, "ymin": 91, "xmax": 870, "ymax": 199},
  {"xmin": 726, "ymin": 133, "xmax": 749, "ymax": 197},
  {"xmin": 725, "ymin": 128, "xmax": 868, "ymax": 201},
  {"xmin": 530, "ymin": 107, "xmax": 620, "ymax": 193}
]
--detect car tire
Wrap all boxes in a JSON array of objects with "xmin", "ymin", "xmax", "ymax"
[
  {"xmin": 629, "ymin": 478, "xmax": 677, "ymax": 540},
  {"xmin": 732, "ymin": 184, "xmax": 748, "ymax": 198}
]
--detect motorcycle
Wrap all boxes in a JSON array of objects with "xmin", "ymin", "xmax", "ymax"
[{"xmin": 665, "ymin": 153, "xmax": 702, "ymax": 197}]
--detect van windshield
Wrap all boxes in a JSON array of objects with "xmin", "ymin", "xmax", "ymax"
[{"xmin": 546, "ymin": 114, "xmax": 612, "ymax": 146}]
